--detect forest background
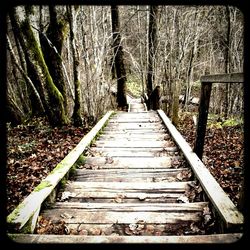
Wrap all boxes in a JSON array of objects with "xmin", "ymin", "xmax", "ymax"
[{"xmin": 1, "ymin": 4, "xmax": 246, "ymax": 217}]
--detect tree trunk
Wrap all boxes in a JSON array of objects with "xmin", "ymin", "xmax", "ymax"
[
  {"xmin": 111, "ymin": 5, "xmax": 127, "ymax": 110},
  {"xmin": 67, "ymin": 6, "xmax": 83, "ymax": 126},
  {"xmin": 40, "ymin": 6, "xmax": 69, "ymax": 113},
  {"xmin": 8, "ymin": 9, "xmax": 42, "ymax": 116},
  {"xmin": 19, "ymin": 12, "xmax": 68, "ymax": 127},
  {"xmin": 224, "ymin": 6, "xmax": 231, "ymax": 119},
  {"xmin": 146, "ymin": 5, "xmax": 158, "ymax": 103}
]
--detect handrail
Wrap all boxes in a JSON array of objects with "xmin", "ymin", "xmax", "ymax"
[
  {"xmin": 194, "ymin": 72, "xmax": 243, "ymax": 159},
  {"xmin": 158, "ymin": 109, "xmax": 244, "ymax": 230}
]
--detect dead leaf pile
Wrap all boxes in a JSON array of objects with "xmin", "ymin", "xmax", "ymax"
[
  {"xmin": 178, "ymin": 113, "xmax": 244, "ymax": 206},
  {"xmin": 6, "ymin": 117, "xmax": 90, "ymax": 214}
]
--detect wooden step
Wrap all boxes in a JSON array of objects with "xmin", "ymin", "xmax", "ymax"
[
  {"xmin": 80, "ymin": 156, "xmax": 180, "ymax": 169},
  {"xmin": 41, "ymin": 209, "xmax": 203, "ymax": 224},
  {"xmin": 98, "ymin": 134, "xmax": 169, "ymax": 141},
  {"xmin": 65, "ymin": 181, "xmax": 192, "ymax": 193},
  {"xmin": 10, "ymin": 233, "xmax": 243, "ymax": 243},
  {"xmin": 86, "ymin": 147, "xmax": 178, "ymax": 157},
  {"xmin": 73, "ymin": 168, "xmax": 190, "ymax": 182},
  {"xmin": 101, "ymin": 131, "xmax": 167, "ymax": 135},
  {"xmin": 109, "ymin": 118, "xmax": 161, "ymax": 123},
  {"xmin": 93, "ymin": 141, "xmax": 173, "ymax": 148},
  {"xmin": 53, "ymin": 202, "xmax": 208, "ymax": 211},
  {"xmin": 105, "ymin": 123, "xmax": 165, "ymax": 130}
]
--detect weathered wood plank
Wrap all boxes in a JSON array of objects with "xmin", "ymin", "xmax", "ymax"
[
  {"xmin": 66, "ymin": 191, "xmax": 184, "ymax": 201},
  {"xmin": 66, "ymin": 181, "xmax": 192, "ymax": 192},
  {"xmin": 94, "ymin": 141, "xmax": 172, "ymax": 148},
  {"xmin": 105, "ymin": 124, "xmax": 165, "ymax": 129},
  {"xmin": 81, "ymin": 156, "xmax": 178, "ymax": 169},
  {"xmin": 109, "ymin": 119, "xmax": 161, "ymax": 123},
  {"xmin": 41, "ymin": 209, "xmax": 203, "ymax": 224},
  {"xmin": 53, "ymin": 202, "xmax": 209, "ymax": 212},
  {"xmin": 157, "ymin": 110, "xmax": 244, "ymax": 228},
  {"xmin": 9, "ymin": 233, "xmax": 243, "ymax": 243},
  {"xmin": 7, "ymin": 111, "xmax": 114, "ymax": 232},
  {"xmin": 103, "ymin": 128, "xmax": 166, "ymax": 133},
  {"xmin": 89, "ymin": 147, "xmax": 177, "ymax": 152},
  {"xmin": 98, "ymin": 134, "xmax": 168, "ymax": 140},
  {"xmin": 74, "ymin": 168, "xmax": 189, "ymax": 182},
  {"xmin": 102, "ymin": 130, "xmax": 167, "ymax": 135},
  {"xmin": 86, "ymin": 147, "xmax": 178, "ymax": 157},
  {"xmin": 9, "ymin": 233, "xmax": 243, "ymax": 244}
]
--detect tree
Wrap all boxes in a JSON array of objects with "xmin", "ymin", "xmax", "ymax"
[
  {"xmin": 13, "ymin": 6, "xmax": 68, "ymax": 127},
  {"xmin": 39, "ymin": 6, "xmax": 69, "ymax": 114},
  {"xmin": 67, "ymin": 5, "xmax": 83, "ymax": 126},
  {"xmin": 146, "ymin": 5, "xmax": 158, "ymax": 103},
  {"xmin": 111, "ymin": 5, "xmax": 127, "ymax": 110}
]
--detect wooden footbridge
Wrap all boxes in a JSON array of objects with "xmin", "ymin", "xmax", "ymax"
[{"xmin": 7, "ymin": 96, "xmax": 243, "ymax": 243}]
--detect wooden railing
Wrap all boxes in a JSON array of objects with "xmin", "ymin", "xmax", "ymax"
[{"xmin": 194, "ymin": 73, "xmax": 244, "ymax": 159}]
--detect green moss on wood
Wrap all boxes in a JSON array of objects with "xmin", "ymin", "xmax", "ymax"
[
  {"xmin": 20, "ymin": 19, "xmax": 68, "ymax": 127},
  {"xmin": 7, "ymin": 203, "xmax": 25, "ymax": 224},
  {"xmin": 34, "ymin": 180, "xmax": 52, "ymax": 192}
]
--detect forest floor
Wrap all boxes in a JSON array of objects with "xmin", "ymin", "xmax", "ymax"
[
  {"xmin": 6, "ymin": 117, "xmax": 91, "ymax": 214},
  {"xmin": 177, "ymin": 111, "xmax": 244, "ymax": 207},
  {"xmin": 6, "ymin": 111, "xmax": 244, "ymax": 216}
]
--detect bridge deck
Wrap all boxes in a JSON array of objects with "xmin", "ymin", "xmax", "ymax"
[{"xmin": 7, "ymin": 98, "xmax": 243, "ymax": 243}]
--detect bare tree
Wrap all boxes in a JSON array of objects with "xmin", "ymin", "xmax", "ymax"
[{"xmin": 111, "ymin": 5, "xmax": 127, "ymax": 110}]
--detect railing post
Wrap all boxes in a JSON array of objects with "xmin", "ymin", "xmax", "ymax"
[
  {"xmin": 148, "ymin": 86, "xmax": 160, "ymax": 110},
  {"xmin": 194, "ymin": 81, "xmax": 212, "ymax": 159}
]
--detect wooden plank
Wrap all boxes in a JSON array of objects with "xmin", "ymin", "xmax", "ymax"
[
  {"xmin": 109, "ymin": 119, "xmax": 161, "ymax": 123},
  {"xmin": 86, "ymin": 147, "xmax": 178, "ymax": 157},
  {"xmin": 89, "ymin": 147, "xmax": 177, "ymax": 152},
  {"xmin": 65, "ymin": 191, "xmax": 184, "ymax": 200},
  {"xmin": 69, "ymin": 196, "xmax": 180, "ymax": 203},
  {"xmin": 103, "ymin": 128, "xmax": 166, "ymax": 132},
  {"xmin": 105, "ymin": 124, "xmax": 164, "ymax": 129},
  {"xmin": 200, "ymin": 72, "xmax": 243, "ymax": 83},
  {"xmin": 74, "ymin": 168, "xmax": 189, "ymax": 182},
  {"xmin": 157, "ymin": 110, "xmax": 244, "ymax": 228},
  {"xmin": 98, "ymin": 134, "xmax": 168, "ymax": 140},
  {"xmin": 41, "ymin": 209, "xmax": 203, "ymax": 224},
  {"xmin": 53, "ymin": 202, "xmax": 209, "ymax": 212},
  {"xmin": 102, "ymin": 130, "xmax": 167, "ymax": 135},
  {"xmin": 9, "ymin": 233, "xmax": 243, "ymax": 244},
  {"xmin": 81, "ymin": 156, "xmax": 178, "ymax": 169},
  {"xmin": 7, "ymin": 111, "xmax": 114, "ymax": 232},
  {"xmin": 94, "ymin": 141, "xmax": 172, "ymax": 148},
  {"xmin": 66, "ymin": 181, "xmax": 192, "ymax": 192}
]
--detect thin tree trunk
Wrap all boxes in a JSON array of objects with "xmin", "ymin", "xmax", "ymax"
[
  {"xmin": 224, "ymin": 6, "xmax": 231, "ymax": 119},
  {"xmin": 6, "ymin": 35, "xmax": 45, "ymax": 113},
  {"xmin": 146, "ymin": 5, "xmax": 158, "ymax": 102},
  {"xmin": 111, "ymin": 5, "xmax": 127, "ymax": 110},
  {"xmin": 67, "ymin": 6, "xmax": 83, "ymax": 126}
]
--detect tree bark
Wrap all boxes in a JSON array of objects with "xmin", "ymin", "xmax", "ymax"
[
  {"xmin": 40, "ymin": 6, "xmax": 69, "ymax": 113},
  {"xmin": 19, "ymin": 11, "xmax": 68, "ymax": 127},
  {"xmin": 67, "ymin": 6, "xmax": 83, "ymax": 126},
  {"xmin": 146, "ymin": 5, "xmax": 158, "ymax": 103},
  {"xmin": 111, "ymin": 5, "xmax": 127, "ymax": 110}
]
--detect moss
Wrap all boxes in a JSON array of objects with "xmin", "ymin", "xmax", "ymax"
[
  {"xmin": 60, "ymin": 176, "xmax": 68, "ymax": 189},
  {"xmin": 20, "ymin": 19, "xmax": 68, "ymax": 127},
  {"xmin": 75, "ymin": 154, "xmax": 86, "ymax": 166},
  {"xmin": 7, "ymin": 203, "xmax": 25, "ymax": 224},
  {"xmin": 33, "ymin": 180, "xmax": 52, "ymax": 192}
]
